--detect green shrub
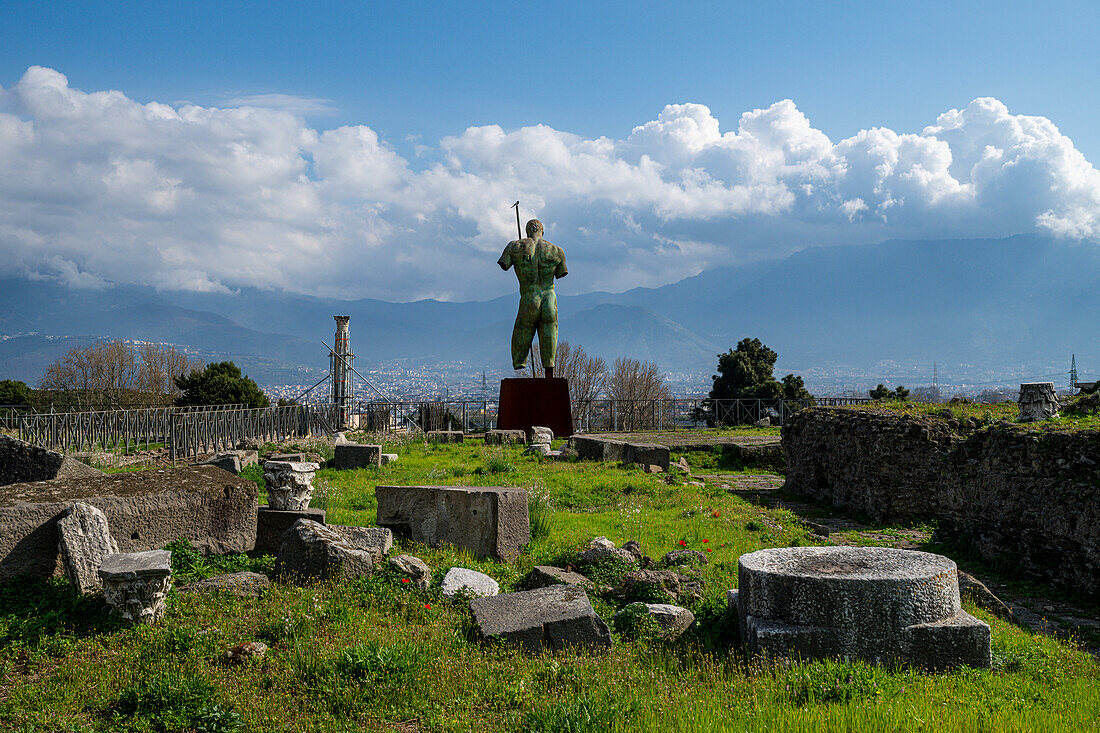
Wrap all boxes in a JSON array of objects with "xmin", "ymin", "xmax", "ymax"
[{"xmin": 239, "ymin": 462, "xmax": 264, "ymax": 490}]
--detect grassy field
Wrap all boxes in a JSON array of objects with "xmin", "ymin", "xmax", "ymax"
[{"xmin": 2, "ymin": 437, "xmax": 1098, "ymax": 732}]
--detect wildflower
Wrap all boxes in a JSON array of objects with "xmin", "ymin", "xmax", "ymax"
[
  {"xmin": 678, "ymin": 540, "xmax": 686, "ymax": 546},
  {"xmin": 711, "ymin": 510, "xmax": 721, "ymax": 518},
  {"xmin": 401, "ymin": 578, "xmax": 410, "ymax": 584},
  {"xmin": 703, "ymin": 539, "xmax": 709, "ymax": 543},
  {"xmin": 424, "ymin": 603, "xmax": 432, "ymax": 609},
  {"xmin": 706, "ymin": 548, "xmax": 713, "ymax": 552}
]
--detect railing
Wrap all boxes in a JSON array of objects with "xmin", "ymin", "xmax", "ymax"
[
  {"xmin": 7, "ymin": 403, "xmax": 338, "ymax": 459},
  {"xmin": 352, "ymin": 396, "xmax": 874, "ymax": 434}
]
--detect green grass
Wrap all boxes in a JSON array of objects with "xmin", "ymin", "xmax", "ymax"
[
  {"xmin": 846, "ymin": 399, "xmax": 1100, "ymax": 432},
  {"xmin": 1, "ymin": 440, "xmax": 1098, "ymax": 732}
]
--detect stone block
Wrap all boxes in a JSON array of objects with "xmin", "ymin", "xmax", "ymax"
[
  {"xmin": 389, "ymin": 554, "xmax": 432, "ymax": 589},
  {"xmin": 255, "ymin": 507, "xmax": 326, "ymax": 555},
  {"xmin": 1018, "ymin": 382, "xmax": 1059, "ymax": 422},
  {"xmin": 198, "ymin": 453, "xmax": 241, "ymax": 474},
  {"xmin": 177, "ymin": 571, "xmax": 271, "ymax": 597},
  {"xmin": 381, "ymin": 453, "xmax": 398, "ymax": 465},
  {"xmin": 57, "ymin": 502, "xmax": 118, "ymax": 593},
  {"xmin": 376, "ymin": 485, "xmax": 529, "ymax": 562},
  {"xmin": 275, "ymin": 519, "xmax": 377, "ymax": 583},
  {"xmin": 485, "ymin": 430, "xmax": 526, "ymax": 446},
  {"xmin": 470, "ymin": 585, "xmax": 611, "ymax": 653},
  {"xmin": 0, "ymin": 434, "xmax": 103, "ymax": 487},
  {"xmin": 442, "ymin": 567, "xmax": 500, "ymax": 599},
  {"xmin": 268, "ymin": 453, "xmax": 309, "ymax": 463},
  {"xmin": 616, "ymin": 602, "xmax": 695, "ymax": 639},
  {"xmin": 99, "ymin": 550, "xmax": 172, "ymax": 624},
  {"xmin": 237, "ymin": 450, "xmax": 259, "ymax": 468},
  {"xmin": 571, "ymin": 436, "xmax": 669, "ymax": 470},
  {"xmin": 577, "ymin": 536, "xmax": 636, "ymax": 565},
  {"xmin": 426, "ymin": 431, "xmax": 464, "ymax": 444},
  {"xmin": 0, "ymin": 466, "xmax": 257, "ymax": 582},
  {"xmin": 737, "ymin": 546, "xmax": 990, "ymax": 670},
  {"xmin": 529, "ymin": 426, "xmax": 554, "ymax": 445},
  {"xmin": 330, "ymin": 524, "xmax": 392, "ymax": 564},
  {"xmin": 525, "ymin": 565, "xmax": 595, "ymax": 590},
  {"xmin": 334, "ymin": 443, "xmax": 381, "ymax": 469}
]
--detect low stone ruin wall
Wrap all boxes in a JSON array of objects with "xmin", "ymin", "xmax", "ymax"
[
  {"xmin": 572, "ymin": 436, "xmax": 670, "ymax": 470},
  {"xmin": 1, "ymin": 434, "xmax": 103, "ymax": 487},
  {"xmin": 783, "ymin": 407, "xmax": 1100, "ymax": 598},
  {"xmin": 0, "ymin": 465, "xmax": 258, "ymax": 581}
]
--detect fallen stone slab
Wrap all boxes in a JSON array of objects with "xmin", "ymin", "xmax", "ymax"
[
  {"xmin": 529, "ymin": 426, "xmax": 554, "ymax": 445},
  {"xmin": 441, "ymin": 567, "xmax": 500, "ymax": 600},
  {"xmin": 330, "ymin": 525, "xmax": 393, "ymax": 564},
  {"xmin": 381, "ymin": 453, "xmax": 398, "ymax": 465},
  {"xmin": 470, "ymin": 585, "xmax": 611, "ymax": 653},
  {"xmin": 376, "ymin": 485, "xmax": 529, "ymax": 562},
  {"xmin": 426, "ymin": 431, "xmax": 464, "ymax": 444},
  {"xmin": 389, "ymin": 554, "xmax": 432, "ymax": 590},
  {"xmin": 738, "ymin": 546, "xmax": 990, "ymax": 671},
  {"xmin": 525, "ymin": 444, "xmax": 551, "ymax": 457},
  {"xmin": 613, "ymin": 569, "xmax": 689, "ymax": 603},
  {"xmin": 1, "ymin": 434, "xmax": 103, "ymax": 487},
  {"xmin": 616, "ymin": 602, "xmax": 695, "ymax": 639},
  {"xmin": 484, "ymin": 430, "xmax": 525, "ymax": 446},
  {"xmin": 99, "ymin": 550, "xmax": 172, "ymax": 624},
  {"xmin": 571, "ymin": 436, "xmax": 670, "ymax": 471},
  {"xmin": 0, "ymin": 466, "xmax": 257, "ymax": 582},
  {"xmin": 197, "ymin": 452, "xmax": 242, "ymax": 474},
  {"xmin": 525, "ymin": 565, "xmax": 595, "ymax": 591},
  {"xmin": 57, "ymin": 502, "xmax": 118, "ymax": 594},
  {"xmin": 333, "ymin": 443, "xmax": 381, "ymax": 469},
  {"xmin": 255, "ymin": 507, "xmax": 326, "ymax": 556},
  {"xmin": 177, "ymin": 571, "xmax": 271, "ymax": 597},
  {"xmin": 958, "ymin": 570, "xmax": 1014, "ymax": 620},
  {"xmin": 275, "ymin": 519, "xmax": 376, "ymax": 583},
  {"xmin": 267, "ymin": 452, "xmax": 309, "ymax": 463}
]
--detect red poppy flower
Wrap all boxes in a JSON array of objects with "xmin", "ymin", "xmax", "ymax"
[
  {"xmin": 703, "ymin": 539, "xmax": 709, "ymax": 543},
  {"xmin": 424, "ymin": 603, "xmax": 432, "ymax": 609},
  {"xmin": 678, "ymin": 540, "xmax": 686, "ymax": 546},
  {"xmin": 401, "ymin": 578, "xmax": 410, "ymax": 584},
  {"xmin": 706, "ymin": 548, "xmax": 713, "ymax": 552}
]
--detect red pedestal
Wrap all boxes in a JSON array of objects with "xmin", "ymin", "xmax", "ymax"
[{"xmin": 498, "ymin": 378, "xmax": 573, "ymax": 438}]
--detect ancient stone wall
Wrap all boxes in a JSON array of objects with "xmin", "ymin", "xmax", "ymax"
[
  {"xmin": 782, "ymin": 407, "xmax": 1100, "ymax": 598},
  {"xmin": 0, "ymin": 434, "xmax": 103, "ymax": 487}
]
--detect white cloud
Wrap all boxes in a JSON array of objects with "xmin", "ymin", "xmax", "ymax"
[
  {"xmin": 221, "ymin": 93, "xmax": 337, "ymax": 116},
  {"xmin": 1, "ymin": 67, "xmax": 1098, "ymax": 301}
]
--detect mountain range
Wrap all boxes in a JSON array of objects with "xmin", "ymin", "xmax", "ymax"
[{"xmin": 1, "ymin": 234, "xmax": 1098, "ymax": 390}]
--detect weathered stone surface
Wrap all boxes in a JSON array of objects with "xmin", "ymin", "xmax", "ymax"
[
  {"xmin": 237, "ymin": 450, "xmax": 259, "ymax": 468},
  {"xmin": 529, "ymin": 426, "xmax": 554, "ymax": 445},
  {"xmin": 263, "ymin": 461, "xmax": 319, "ymax": 510},
  {"xmin": 57, "ymin": 502, "xmax": 118, "ymax": 593},
  {"xmin": 177, "ymin": 571, "xmax": 271, "ymax": 597},
  {"xmin": 255, "ymin": 507, "xmax": 326, "ymax": 556},
  {"xmin": 389, "ymin": 554, "xmax": 431, "ymax": 590},
  {"xmin": 275, "ymin": 519, "xmax": 376, "ymax": 582},
  {"xmin": 613, "ymin": 569, "xmax": 692, "ymax": 602},
  {"xmin": 334, "ymin": 444, "xmax": 381, "ymax": 469},
  {"xmin": 0, "ymin": 434, "xmax": 103, "ymax": 487},
  {"xmin": 571, "ymin": 436, "xmax": 670, "ymax": 470},
  {"xmin": 381, "ymin": 453, "xmax": 398, "ymax": 465},
  {"xmin": 330, "ymin": 525, "xmax": 392, "ymax": 564},
  {"xmin": 376, "ymin": 485, "xmax": 529, "ymax": 562},
  {"xmin": 485, "ymin": 429, "xmax": 526, "ymax": 446},
  {"xmin": 268, "ymin": 452, "xmax": 309, "ymax": 463},
  {"xmin": 198, "ymin": 453, "xmax": 242, "ymax": 474},
  {"xmin": 442, "ymin": 567, "xmax": 500, "ymax": 599},
  {"xmin": 470, "ymin": 585, "xmax": 611, "ymax": 653},
  {"xmin": 525, "ymin": 444, "xmax": 551, "ymax": 456},
  {"xmin": 0, "ymin": 466, "xmax": 257, "ymax": 582},
  {"xmin": 1018, "ymin": 382, "xmax": 1059, "ymax": 422},
  {"xmin": 661, "ymin": 550, "xmax": 708, "ymax": 568},
  {"xmin": 577, "ymin": 537, "xmax": 637, "ymax": 565},
  {"xmin": 721, "ymin": 442, "xmax": 786, "ymax": 473},
  {"xmin": 524, "ymin": 565, "xmax": 594, "ymax": 590},
  {"xmin": 427, "ymin": 431, "xmax": 464, "ymax": 443},
  {"xmin": 621, "ymin": 540, "xmax": 645, "ymax": 561},
  {"xmin": 783, "ymin": 406, "xmax": 1100, "ymax": 597},
  {"xmin": 99, "ymin": 550, "xmax": 172, "ymax": 625},
  {"xmin": 738, "ymin": 546, "xmax": 990, "ymax": 670},
  {"xmin": 617, "ymin": 602, "xmax": 695, "ymax": 639}
]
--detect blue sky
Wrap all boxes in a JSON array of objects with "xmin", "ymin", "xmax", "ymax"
[{"xmin": 2, "ymin": 1, "xmax": 1100, "ymax": 300}]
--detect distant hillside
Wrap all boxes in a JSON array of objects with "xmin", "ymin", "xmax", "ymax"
[{"xmin": 2, "ymin": 234, "xmax": 1099, "ymax": 387}]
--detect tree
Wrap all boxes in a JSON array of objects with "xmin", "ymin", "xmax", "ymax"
[
  {"xmin": 870, "ymin": 384, "xmax": 909, "ymax": 401},
  {"xmin": 0, "ymin": 379, "xmax": 32, "ymax": 406},
  {"xmin": 554, "ymin": 341, "xmax": 608, "ymax": 407},
  {"xmin": 605, "ymin": 357, "xmax": 671, "ymax": 429},
  {"xmin": 709, "ymin": 338, "xmax": 811, "ymax": 400},
  {"xmin": 137, "ymin": 343, "xmax": 201, "ymax": 400},
  {"xmin": 40, "ymin": 341, "xmax": 139, "ymax": 409},
  {"xmin": 175, "ymin": 361, "xmax": 270, "ymax": 408},
  {"xmin": 894, "ymin": 385, "xmax": 910, "ymax": 401}
]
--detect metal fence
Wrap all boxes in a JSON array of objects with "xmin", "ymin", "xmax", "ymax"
[
  {"xmin": 7, "ymin": 403, "xmax": 339, "ymax": 459},
  {"xmin": 353, "ymin": 396, "xmax": 873, "ymax": 434}
]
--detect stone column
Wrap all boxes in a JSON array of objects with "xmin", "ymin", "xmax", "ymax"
[
  {"xmin": 1018, "ymin": 382, "xmax": 1059, "ymax": 422},
  {"xmin": 264, "ymin": 461, "xmax": 320, "ymax": 510},
  {"xmin": 98, "ymin": 550, "xmax": 172, "ymax": 624}
]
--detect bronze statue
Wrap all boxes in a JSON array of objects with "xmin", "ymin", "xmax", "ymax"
[{"xmin": 498, "ymin": 218, "xmax": 567, "ymax": 377}]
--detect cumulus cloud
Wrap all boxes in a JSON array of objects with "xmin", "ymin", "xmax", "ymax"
[{"xmin": 1, "ymin": 66, "xmax": 1098, "ymax": 301}]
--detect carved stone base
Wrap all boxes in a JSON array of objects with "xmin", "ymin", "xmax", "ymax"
[
  {"xmin": 98, "ymin": 550, "xmax": 172, "ymax": 624},
  {"xmin": 263, "ymin": 461, "xmax": 319, "ymax": 510}
]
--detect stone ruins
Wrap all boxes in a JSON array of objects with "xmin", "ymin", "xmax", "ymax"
[{"xmin": 1018, "ymin": 381, "xmax": 1059, "ymax": 422}]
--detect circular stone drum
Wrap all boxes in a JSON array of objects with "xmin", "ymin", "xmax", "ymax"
[{"xmin": 735, "ymin": 546, "xmax": 990, "ymax": 670}]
